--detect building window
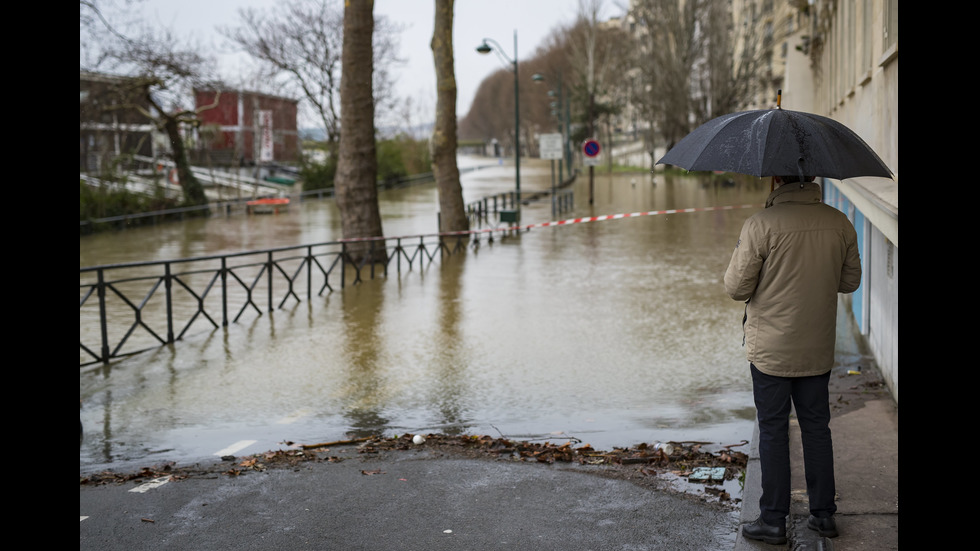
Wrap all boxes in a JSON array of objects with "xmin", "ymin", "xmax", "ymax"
[
  {"xmin": 861, "ymin": 0, "xmax": 872, "ymax": 75},
  {"xmin": 884, "ymin": 0, "xmax": 898, "ymax": 49}
]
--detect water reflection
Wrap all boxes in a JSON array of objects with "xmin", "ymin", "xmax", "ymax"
[
  {"xmin": 80, "ymin": 158, "xmax": 763, "ymax": 473},
  {"xmin": 431, "ymin": 257, "xmax": 470, "ymax": 434},
  {"xmin": 340, "ymin": 280, "xmax": 391, "ymax": 438}
]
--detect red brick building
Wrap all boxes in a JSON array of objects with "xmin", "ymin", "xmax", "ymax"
[{"xmin": 194, "ymin": 89, "xmax": 300, "ymax": 166}]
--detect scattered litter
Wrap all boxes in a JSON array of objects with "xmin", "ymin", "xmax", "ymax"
[
  {"xmin": 688, "ymin": 467, "xmax": 726, "ymax": 482},
  {"xmin": 443, "ymin": 529, "xmax": 453, "ymax": 534},
  {"xmin": 704, "ymin": 486, "xmax": 731, "ymax": 501}
]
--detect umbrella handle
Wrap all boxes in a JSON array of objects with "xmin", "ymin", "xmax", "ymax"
[{"xmin": 777, "ymin": 89, "xmax": 781, "ymax": 109}]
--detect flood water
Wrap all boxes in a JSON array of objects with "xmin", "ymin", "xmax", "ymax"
[{"xmin": 80, "ymin": 156, "xmax": 768, "ymax": 476}]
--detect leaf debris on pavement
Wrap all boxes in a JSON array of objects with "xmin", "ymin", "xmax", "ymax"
[{"xmin": 80, "ymin": 433, "xmax": 748, "ymax": 490}]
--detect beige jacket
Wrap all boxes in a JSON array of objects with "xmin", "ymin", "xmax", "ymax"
[{"xmin": 724, "ymin": 182, "xmax": 862, "ymax": 377}]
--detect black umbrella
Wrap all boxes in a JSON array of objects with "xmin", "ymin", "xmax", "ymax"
[{"xmin": 656, "ymin": 94, "xmax": 892, "ymax": 181}]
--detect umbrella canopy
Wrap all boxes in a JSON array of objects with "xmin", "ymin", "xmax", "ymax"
[{"xmin": 656, "ymin": 106, "xmax": 893, "ymax": 181}]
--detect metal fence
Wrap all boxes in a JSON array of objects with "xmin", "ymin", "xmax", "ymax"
[
  {"xmin": 79, "ymin": 233, "xmax": 478, "ymax": 368},
  {"xmin": 80, "ymin": 168, "xmax": 579, "ymax": 368}
]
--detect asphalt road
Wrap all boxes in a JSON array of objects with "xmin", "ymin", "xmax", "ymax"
[{"xmin": 80, "ymin": 441, "xmax": 743, "ymax": 550}]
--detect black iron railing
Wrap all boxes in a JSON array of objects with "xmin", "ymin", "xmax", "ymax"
[
  {"xmin": 80, "ymin": 233, "xmax": 477, "ymax": 368},
  {"xmin": 81, "ymin": 170, "xmax": 579, "ymax": 368}
]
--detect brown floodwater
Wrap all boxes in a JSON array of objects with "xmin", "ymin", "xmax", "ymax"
[{"xmin": 80, "ymin": 156, "xmax": 767, "ymax": 476}]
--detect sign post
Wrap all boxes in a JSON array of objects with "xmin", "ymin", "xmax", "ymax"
[
  {"xmin": 582, "ymin": 139, "xmax": 601, "ymax": 204},
  {"xmin": 540, "ymin": 133, "xmax": 563, "ymax": 216},
  {"xmin": 582, "ymin": 139, "xmax": 601, "ymax": 166}
]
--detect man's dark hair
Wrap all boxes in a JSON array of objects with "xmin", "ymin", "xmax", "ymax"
[{"xmin": 778, "ymin": 174, "xmax": 815, "ymax": 184}]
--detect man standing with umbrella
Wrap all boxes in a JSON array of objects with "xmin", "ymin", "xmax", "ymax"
[
  {"xmin": 656, "ymin": 94, "xmax": 891, "ymax": 544},
  {"xmin": 724, "ymin": 173, "xmax": 861, "ymax": 544}
]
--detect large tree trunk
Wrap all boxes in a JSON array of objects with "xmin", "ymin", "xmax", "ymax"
[
  {"xmin": 335, "ymin": 0, "xmax": 385, "ymax": 264},
  {"xmin": 162, "ymin": 115, "xmax": 209, "ymax": 209},
  {"xmin": 430, "ymin": 0, "xmax": 468, "ymax": 235}
]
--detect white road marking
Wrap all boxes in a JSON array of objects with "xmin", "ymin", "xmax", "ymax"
[
  {"xmin": 129, "ymin": 476, "xmax": 171, "ymax": 493},
  {"xmin": 80, "ymin": 516, "xmax": 89, "ymax": 522},
  {"xmin": 214, "ymin": 439, "xmax": 258, "ymax": 457}
]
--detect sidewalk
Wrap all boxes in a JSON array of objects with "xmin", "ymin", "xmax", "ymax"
[{"xmin": 734, "ymin": 303, "xmax": 899, "ymax": 550}]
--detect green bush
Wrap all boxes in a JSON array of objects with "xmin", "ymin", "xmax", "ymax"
[
  {"xmin": 80, "ymin": 179, "xmax": 183, "ymax": 233},
  {"xmin": 299, "ymin": 154, "xmax": 337, "ymax": 192},
  {"xmin": 394, "ymin": 134, "xmax": 432, "ymax": 176},
  {"xmin": 79, "ymin": 180, "xmax": 179, "ymax": 221},
  {"xmin": 377, "ymin": 139, "xmax": 408, "ymax": 184},
  {"xmin": 301, "ymin": 135, "xmax": 432, "ymax": 191}
]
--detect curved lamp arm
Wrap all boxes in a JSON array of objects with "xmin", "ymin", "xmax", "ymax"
[{"xmin": 476, "ymin": 37, "xmax": 516, "ymax": 71}]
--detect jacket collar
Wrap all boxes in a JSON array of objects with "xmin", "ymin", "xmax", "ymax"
[{"xmin": 765, "ymin": 181, "xmax": 822, "ymax": 208}]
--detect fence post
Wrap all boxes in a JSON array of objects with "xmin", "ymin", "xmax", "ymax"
[
  {"xmin": 97, "ymin": 268, "xmax": 110, "ymax": 365},
  {"xmin": 306, "ymin": 245, "xmax": 313, "ymax": 300},
  {"xmin": 165, "ymin": 262, "xmax": 175, "ymax": 343},
  {"xmin": 396, "ymin": 237, "xmax": 402, "ymax": 273},
  {"xmin": 266, "ymin": 251, "xmax": 274, "ymax": 312},
  {"xmin": 221, "ymin": 257, "xmax": 229, "ymax": 327}
]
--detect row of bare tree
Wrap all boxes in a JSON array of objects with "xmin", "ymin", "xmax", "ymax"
[
  {"xmin": 461, "ymin": 0, "xmax": 787, "ymax": 170},
  {"xmin": 80, "ymin": 0, "xmax": 462, "ymax": 261},
  {"xmin": 80, "ymin": 0, "xmax": 785, "ymax": 261}
]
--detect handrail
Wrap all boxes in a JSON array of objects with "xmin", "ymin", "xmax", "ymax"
[
  {"xmin": 80, "ymin": 165, "xmax": 578, "ymax": 368},
  {"xmin": 80, "ymin": 232, "xmax": 478, "ymax": 368}
]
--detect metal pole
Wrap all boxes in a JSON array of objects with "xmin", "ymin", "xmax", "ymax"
[
  {"xmin": 564, "ymin": 85, "xmax": 572, "ymax": 181},
  {"xmin": 557, "ymin": 71, "xmax": 564, "ymax": 185},
  {"xmin": 589, "ymin": 91, "xmax": 595, "ymax": 205},
  {"xmin": 513, "ymin": 30, "xmax": 521, "ymax": 207},
  {"xmin": 477, "ymin": 34, "xmax": 520, "ymax": 209},
  {"xmin": 550, "ymin": 159, "xmax": 556, "ymax": 217}
]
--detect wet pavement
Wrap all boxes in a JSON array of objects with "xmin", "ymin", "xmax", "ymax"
[
  {"xmin": 80, "ymin": 298, "xmax": 897, "ymax": 550},
  {"xmin": 80, "ymin": 445, "xmax": 742, "ymax": 550}
]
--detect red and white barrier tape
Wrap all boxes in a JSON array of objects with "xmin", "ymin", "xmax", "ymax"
[{"xmin": 339, "ymin": 204, "xmax": 763, "ymax": 242}]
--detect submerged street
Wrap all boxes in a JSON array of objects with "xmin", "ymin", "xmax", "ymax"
[{"xmin": 80, "ymin": 157, "xmax": 766, "ymax": 481}]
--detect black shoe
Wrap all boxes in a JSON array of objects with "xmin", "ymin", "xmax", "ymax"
[
  {"xmin": 807, "ymin": 515, "xmax": 838, "ymax": 538},
  {"xmin": 742, "ymin": 517, "xmax": 787, "ymax": 545}
]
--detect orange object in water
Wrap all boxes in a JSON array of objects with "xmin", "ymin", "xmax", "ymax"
[{"xmin": 246, "ymin": 197, "xmax": 290, "ymax": 214}]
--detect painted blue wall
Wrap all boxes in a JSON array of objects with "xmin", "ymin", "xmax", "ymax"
[{"xmin": 823, "ymin": 181, "xmax": 865, "ymax": 333}]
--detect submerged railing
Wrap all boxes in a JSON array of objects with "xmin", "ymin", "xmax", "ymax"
[
  {"xmin": 79, "ymin": 233, "xmax": 482, "ymax": 368},
  {"xmin": 81, "ymin": 171, "xmax": 579, "ymax": 368}
]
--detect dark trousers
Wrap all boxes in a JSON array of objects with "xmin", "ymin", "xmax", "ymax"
[{"xmin": 751, "ymin": 363, "xmax": 837, "ymax": 525}]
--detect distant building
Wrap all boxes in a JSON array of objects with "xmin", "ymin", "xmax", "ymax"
[
  {"xmin": 193, "ymin": 89, "xmax": 301, "ymax": 167},
  {"xmin": 79, "ymin": 71, "xmax": 157, "ymax": 173}
]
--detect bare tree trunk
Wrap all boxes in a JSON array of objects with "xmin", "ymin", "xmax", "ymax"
[
  {"xmin": 335, "ymin": 0, "xmax": 385, "ymax": 264},
  {"xmin": 157, "ymin": 108, "xmax": 208, "ymax": 210},
  {"xmin": 431, "ymin": 0, "xmax": 468, "ymax": 234}
]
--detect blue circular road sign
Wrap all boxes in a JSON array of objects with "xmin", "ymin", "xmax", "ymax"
[{"xmin": 583, "ymin": 139, "xmax": 601, "ymax": 157}]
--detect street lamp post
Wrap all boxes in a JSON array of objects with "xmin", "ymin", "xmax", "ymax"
[{"xmin": 477, "ymin": 31, "xmax": 521, "ymax": 209}]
